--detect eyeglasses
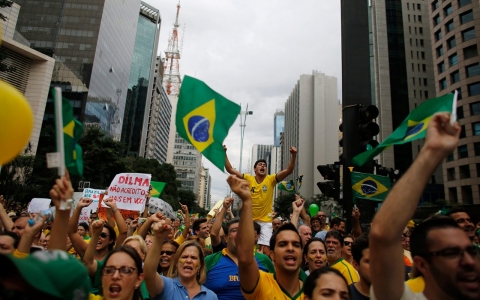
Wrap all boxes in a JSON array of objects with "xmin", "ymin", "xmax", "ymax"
[
  {"xmin": 343, "ymin": 241, "xmax": 352, "ymax": 246},
  {"xmin": 161, "ymin": 251, "xmax": 176, "ymax": 256},
  {"xmin": 102, "ymin": 266, "xmax": 137, "ymax": 277},
  {"xmin": 427, "ymin": 246, "xmax": 480, "ymax": 260},
  {"xmin": 100, "ymin": 232, "xmax": 110, "ymax": 238}
]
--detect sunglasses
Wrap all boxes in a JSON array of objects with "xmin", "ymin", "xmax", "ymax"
[
  {"xmin": 344, "ymin": 241, "xmax": 352, "ymax": 246},
  {"xmin": 161, "ymin": 250, "xmax": 176, "ymax": 256},
  {"xmin": 100, "ymin": 232, "xmax": 110, "ymax": 238}
]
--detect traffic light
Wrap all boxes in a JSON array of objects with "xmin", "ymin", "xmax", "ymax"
[
  {"xmin": 317, "ymin": 164, "xmax": 340, "ymax": 200},
  {"xmin": 356, "ymin": 105, "xmax": 379, "ymax": 173}
]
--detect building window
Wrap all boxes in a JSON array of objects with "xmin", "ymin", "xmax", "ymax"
[
  {"xmin": 474, "ymin": 142, "xmax": 480, "ymax": 156},
  {"xmin": 462, "ymin": 27, "xmax": 476, "ymax": 42},
  {"xmin": 458, "ymin": 145, "xmax": 469, "ymax": 159},
  {"xmin": 420, "ymin": 39, "xmax": 424, "ymax": 47},
  {"xmin": 464, "ymin": 45, "xmax": 478, "ymax": 59},
  {"xmin": 468, "ymin": 82, "xmax": 480, "ymax": 96},
  {"xmin": 438, "ymin": 61, "xmax": 446, "ymax": 74},
  {"xmin": 447, "ymin": 168, "xmax": 456, "ymax": 181},
  {"xmin": 451, "ymin": 71, "xmax": 461, "ymax": 83},
  {"xmin": 432, "ymin": 0, "xmax": 439, "ymax": 11},
  {"xmin": 474, "ymin": 122, "xmax": 480, "ymax": 135},
  {"xmin": 425, "ymin": 90, "xmax": 429, "ymax": 99},
  {"xmin": 460, "ymin": 125, "xmax": 466, "ymax": 138},
  {"xmin": 460, "ymin": 10, "xmax": 474, "ymax": 24},
  {"xmin": 460, "ymin": 165, "xmax": 471, "ymax": 179},
  {"xmin": 434, "ymin": 14, "xmax": 441, "ymax": 26},
  {"xmin": 458, "ymin": 0, "xmax": 471, "ymax": 8},
  {"xmin": 466, "ymin": 63, "xmax": 480, "ymax": 78},
  {"xmin": 461, "ymin": 186, "xmax": 473, "ymax": 204},
  {"xmin": 440, "ymin": 78, "xmax": 448, "ymax": 90},
  {"xmin": 419, "ymin": 27, "xmax": 423, "ymax": 35},
  {"xmin": 423, "ymin": 78, "xmax": 428, "ymax": 86},
  {"xmin": 437, "ymin": 45, "xmax": 444, "ymax": 58},
  {"xmin": 449, "ymin": 53, "xmax": 458, "ymax": 67},
  {"xmin": 449, "ymin": 187, "xmax": 458, "ymax": 202},
  {"xmin": 444, "ymin": 4, "xmax": 453, "ymax": 17},
  {"xmin": 417, "ymin": 4, "xmax": 421, "ymax": 10},
  {"xmin": 435, "ymin": 29, "xmax": 443, "ymax": 41},
  {"xmin": 447, "ymin": 153, "xmax": 454, "ymax": 161},
  {"xmin": 421, "ymin": 51, "xmax": 425, "ymax": 59},
  {"xmin": 447, "ymin": 37, "xmax": 456, "ymax": 49},
  {"xmin": 418, "ymin": 15, "xmax": 422, "ymax": 23},
  {"xmin": 457, "ymin": 106, "xmax": 464, "ymax": 120},
  {"xmin": 446, "ymin": 20, "xmax": 454, "ymax": 33},
  {"xmin": 471, "ymin": 101, "xmax": 480, "ymax": 115}
]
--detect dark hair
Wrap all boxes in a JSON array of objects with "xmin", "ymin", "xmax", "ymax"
[
  {"xmin": 303, "ymin": 237, "xmax": 326, "ymax": 256},
  {"xmin": 164, "ymin": 240, "xmax": 180, "ymax": 250},
  {"xmin": 410, "ymin": 215, "xmax": 460, "ymax": 259},
  {"xmin": 304, "ymin": 267, "xmax": 350, "ymax": 298},
  {"xmin": 225, "ymin": 218, "xmax": 240, "ymax": 234},
  {"xmin": 103, "ymin": 246, "xmax": 143, "ymax": 299},
  {"xmin": 0, "ymin": 231, "xmax": 20, "ymax": 248},
  {"xmin": 446, "ymin": 207, "xmax": 468, "ymax": 217},
  {"xmin": 253, "ymin": 159, "xmax": 267, "ymax": 169},
  {"xmin": 325, "ymin": 231, "xmax": 344, "ymax": 246},
  {"xmin": 253, "ymin": 222, "xmax": 261, "ymax": 235},
  {"xmin": 310, "ymin": 216, "xmax": 320, "ymax": 223},
  {"xmin": 192, "ymin": 218, "xmax": 208, "ymax": 233},
  {"xmin": 352, "ymin": 235, "xmax": 369, "ymax": 264},
  {"xmin": 330, "ymin": 217, "xmax": 344, "ymax": 228},
  {"xmin": 103, "ymin": 222, "xmax": 117, "ymax": 251},
  {"xmin": 78, "ymin": 222, "xmax": 89, "ymax": 231},
  {"xmin": 269, "ymin": 222, "xmax": 302, "ymax": 251}
]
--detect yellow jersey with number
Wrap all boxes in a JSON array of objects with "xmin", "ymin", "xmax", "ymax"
[{"xmin": 243, "ymin": 174, "xmax": 277, "ymax": 222}]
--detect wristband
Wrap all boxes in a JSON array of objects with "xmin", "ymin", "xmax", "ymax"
[{"xmin": 112, "ymin": 208, "xmax": 119, "ymax": 213}]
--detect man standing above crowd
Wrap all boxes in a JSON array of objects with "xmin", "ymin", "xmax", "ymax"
[
  {"xmin": 370, "ymin": 113, "xmax": 480, "ymax": 300},
  {"xmin": 224, "ymin": 144, "xmax": 297, "ymax": 253}
]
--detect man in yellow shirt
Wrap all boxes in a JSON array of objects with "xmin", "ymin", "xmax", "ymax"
[
  {"xmin": 325, "ymin": 231, "xmax": 359, "ymax": 285},
  {"xmin": 224, "ymin": 145, "xmax": 297, "ymax": 253}
]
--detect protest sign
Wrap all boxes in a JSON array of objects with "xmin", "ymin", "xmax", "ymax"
[
  {"xmin": 148, "ymin": 197, "xmax": 176, "ymax": 219},
  {"xmin": 97, "ymin": 207, "xmax": 139, "ymax": 221},
  {"xmin": 107, "ymin": 173, "xmax": 151, "ymax": 211},
  {"xmin": 28, "ymin": 198, "xmax": 51, "ymax": 213},
  {"xmin": 77, "ymin": 188, "xmax": 105, "ymax": 223}
]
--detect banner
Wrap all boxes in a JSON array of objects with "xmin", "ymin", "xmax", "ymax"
[
  {"xmin": 78, "ymin": 188, "xmax": 105, "ymax": 223},
  {"xmin": 107, "ymin": 173, "xmax": 151, "ymax": 211},
  {"xmin": 28, "ymin": 198, "xmax": 51, "ymax": 213}
]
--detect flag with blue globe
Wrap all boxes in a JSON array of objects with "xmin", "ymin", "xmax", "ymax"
[{"xmin": 351, "ymin": 172, "xmax": 391, "ymax": 202}]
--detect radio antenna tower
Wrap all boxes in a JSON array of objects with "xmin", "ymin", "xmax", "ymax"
[{"xmin": 163, "ymin": 1, "xmax": 182, "ymax": 95}]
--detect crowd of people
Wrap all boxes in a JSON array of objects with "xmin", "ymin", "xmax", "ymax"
[{"xmin": 0, "ymin": 112, "xmax": 479, "ymax": 300}]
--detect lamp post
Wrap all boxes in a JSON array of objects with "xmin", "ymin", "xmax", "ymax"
[{"xmin": 239, "ymin": 104, "xmax": 253, "ymax": 173}]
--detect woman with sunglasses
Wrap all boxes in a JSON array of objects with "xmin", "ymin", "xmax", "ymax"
[
  {"xmin": 304, "ymin": 238, "xmax": 327, "ymax": 275},
  {"xmin": 158, "ymin": 240, "xmax": 179, "ymax": 276},
  {"xmin": 144, "ymin": 219, "xmax": 218, "ymax": 299},
  {"xmin": 89, "ymin": 246, "xmax": 145, "ymax": 300},
  {"xmin": 342, "ymin": 235, "xmax": 354, "ymax": 265}
]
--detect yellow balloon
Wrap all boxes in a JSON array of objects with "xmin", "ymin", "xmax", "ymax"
[{"xmin": 0, "ymin": 80, "xmax": 33, "ymax": 165}]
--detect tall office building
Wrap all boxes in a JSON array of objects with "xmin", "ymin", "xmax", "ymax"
[
  {"xmin": 14, "ymin": 0, "xmax": 141, "ymax": 140},
  {"xmin": 172, "ymin": 133, "xmax": 202, "ymax": 195},
  {"xmin": 428, "ymin": 0, "xmax": 480, "ymax": 204},
  {"xmin": 198, "ymin": 166, "xmax": 211, "ymax": 209},
  {"xmin": 274, "ymin": 110, "xmax": 285, "ymax": 147},
  {"xmin": 251, "ymin": 144, "xmax": 273, "ymax": 173},
  {"xmin": 144, "ymin": 56, "xmax": 172, "ymax": 163},
  {"xmin": 283, "ymin": 71, "xmax": 338, "ymax": 200},
  {"xmin": 122, "ymin": 2, "xmax": 161, "ymax": 157}
]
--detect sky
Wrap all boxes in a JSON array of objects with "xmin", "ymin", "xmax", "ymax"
[{"xmin": 147, "ymin": 0, "xmax": 342, "ymax": 206}]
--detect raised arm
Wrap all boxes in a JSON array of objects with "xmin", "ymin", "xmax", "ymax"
[
  {"xmin": 67, "ymin": 197, "xmax": 92, "ymax": 256},
  {"xmin": 224, "ymin": 145, "xmax": 242, "ymax": 178},
  {"xmin": 138, "ymin": 212, "xmax": 162, "ymax": 239},
  {"xmin": 210, "ymin": 198, "xmax": 233, "ymax": 247},
  {"xmin": 179, "ymin": 203, "xmax": 190, "ymax": 240},
  {"xmin": 49, "ymin": 171, "xmax": 74, "ymax": 251},
  {"xmin": 351, "ymin": 206, "xmax": 362, "ymax": 238},
  {"xmin": 290, "ymin": 195, "xmax": 305, "ymax": 229},
  {"xmin": 0, "ymin": 196, "xmax": 13, "ymax": 233},
  {"xmin": 370, "ymin": 113, "xmax": 460, "ymax": 300},
  {"xmin": 17, "ymin": 215, "xmax": 48, "ymax": 253},
  {"xmin": 276, "ymin": 147, "xmax": 297, "ymax": 182},
  {"xmin": 228, "ymin": 175, "xmax": 259, "ymax": 292},
  {"xmin": 144, "ymin": 218, "xmax": 170, "ymax": 297},
  {"xmin": 104, "ymin": 197, "xmax": 128, "ymax": 247},
  {"xmin": 83, "ymin": 220, "xmax": 103, "ymax": 277}
]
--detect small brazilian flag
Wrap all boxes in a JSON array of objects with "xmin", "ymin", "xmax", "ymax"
[
  {"xmin": 176, "ymin": 76, "xmax": 240, "ymax": 171},
  {"xmin": 53, "ymin": 89, "xmax": 83, "ymax": 176},
  {"xmin": 351, "ymin": 172, "xmax": 391, "ymax": 202},
  {"xmin": 353, "ymin": 93, "xmax": 455, "ymax": 166},
  {"xmin": 278, "ymin": 180, "xmax": 295, "ymax": 193},
  {"xmin": 150, "ymin": 181, "xmax": 166, "ymax": 197}
]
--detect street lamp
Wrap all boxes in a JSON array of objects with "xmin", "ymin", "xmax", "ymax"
[{"xmin": 239, "ymin": 104, "xmax": 253, "ymax": 173}]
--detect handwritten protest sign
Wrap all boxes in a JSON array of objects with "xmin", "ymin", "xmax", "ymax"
[
  {"xmin": 97, "ymin": 208, "xmax": 139, "ymax": 221},
  {"xmin": 107, "ymin": 173, "xmax": 151, "ymax": 211},
  {"xmin": 28, "ymin": 198, "xmax": 51, "ymax": 213},
  {"xmin": 77, "ymin": 189, "xmax": 105, "ymax": 223}
]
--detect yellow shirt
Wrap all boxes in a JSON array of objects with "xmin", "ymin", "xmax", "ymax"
[
  {"xmin": 242, "ymin": 270, "xmax": 305, "ymax": 300},
  {"xmin": 406, "ymin": 276, "xmax": 425, "ymax": 293},
  {"xmin": 331, "ymin": 258, "xmax": 359, "ymax": 285},
  {"xmin": 243, "ymin": 174, "xmax": 277, "ymax": 222},
  {"xmin": 89, "ymin": 295, "xmax": 102, "ymax": 300},
  {"xmin": 175, "ymin": 234, "xmax": 185, "ymax": 245}
]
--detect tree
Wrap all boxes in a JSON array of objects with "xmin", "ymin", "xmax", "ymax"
[
  {"xmin": 273, "ymin": 193, "xmax": 296, "ymax": 220},
  {"xmin": 0, "ymin": 0, "xmax": 15, "ymax": 73}
]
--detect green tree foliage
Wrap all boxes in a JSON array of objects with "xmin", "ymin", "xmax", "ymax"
[
  {"xmin": 273, "ymin": 193, "xmax": 296, "ymax": 220},
  {"xmin": 0, "ymin": 1, "xmax": 15, "ymax": 73}
]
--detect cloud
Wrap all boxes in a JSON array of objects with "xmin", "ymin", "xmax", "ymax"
[{"xmin": 146, "ymin": 0, "xmax": 341, "ymax": 205}]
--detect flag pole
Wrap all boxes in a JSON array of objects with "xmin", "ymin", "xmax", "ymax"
[
  {"xmin": 450, "ymin": 90, "xmax": 458, "ymax": 125},
  {"xmin": 54, "ymin": 87, "xmax": 65, "ymax": 176}
]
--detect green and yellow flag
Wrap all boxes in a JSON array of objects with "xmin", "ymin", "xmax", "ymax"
[
  {"xmin": 150, "ymin": 181, "xmax": 166, "ymax": 197},
  {"xmin": 353, "ymin": 93, "xmax": 455, "ymax": 166},
  {"xmin": 351, "ymin": 172, "xmax": 391, "ymax": 202},
  {"xmin": 176, "ymin": 76, "xmax": 240, "ymax": 171},
  {"xmin": 53, "ymin": 89, "xmax": 83, "ymax": 176},
  {"xmin": 278, "ymin": 180, "xmax": 295, "ymax": 193}
]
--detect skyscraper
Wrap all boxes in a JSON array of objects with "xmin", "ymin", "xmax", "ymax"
[
  {"xmin": 428, "ymin": 0, "xmax": 480, "ymax": 204},
  {"xmin": 283, "ymin": 71, "xmax": 338, "ymax": 200},
  {"xmin": 172, "ymin": 133, "xmax": 202, "ymax": 195},
  {"xmin": 274, "ymin": 110, "xmax": 285, "ymax": 147},
  {"xmin": 14, "ymin": 0, "xmax": 141, "ymax": 140}
]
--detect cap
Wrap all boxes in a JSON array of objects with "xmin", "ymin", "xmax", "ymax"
[
  {"xmin": 7, "ymin": 211, "xmax": 16, "ymax": 217},
  {"xmin": 0, "ymin": 250, "xmax": 91, "ymax": 300}
]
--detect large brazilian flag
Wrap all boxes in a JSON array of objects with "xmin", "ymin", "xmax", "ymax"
[
  {"xmin": 176, "ymin": 76, "xmax": 240, "ymax": 171},
  {"xmin": 351, "ymin": 172, "xmax": 391, "ymax": 202}
]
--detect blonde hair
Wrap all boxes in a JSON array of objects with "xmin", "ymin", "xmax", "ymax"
[
  {"xmin": 123, "ymin": 235, "xmax": 148, "ymax": 258},
  {"xmin": 167, "ymin": 240, "xmax": 207, "ymax": 284}
]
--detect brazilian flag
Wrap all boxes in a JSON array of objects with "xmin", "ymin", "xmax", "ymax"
[
  {"xmin": 176, "ymin": 76, "xmax": 240, "ymax": 171},
  {"xmin": 278, "ymin": 180, "xmax": 295, "ymax": 193},
  {"xmin": 353, "ymin": 93, "xmax": 455, "ymax": 166},
  {"xmin": 52, "ymin": 89, "xmax": 83, "ymax": 176},
  {"xmin": 150, "ymin": 181, "xmax": 166, "ymax": 197},
  {"xmin": 351, "ymin": 172, "xmax": 391, "ymax": 202}
]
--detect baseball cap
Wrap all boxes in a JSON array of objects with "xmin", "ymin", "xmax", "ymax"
[{"xmin": 0, "ymin": 250, "xmax": 91, "ymax": 299}]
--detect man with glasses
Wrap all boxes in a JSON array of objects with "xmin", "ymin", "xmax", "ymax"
[
  {"xmin": 370, "ymin": 113, "xmax": 480, "ymax": 300},
  {"xmin": 446, "ymin": 207, "xmax": 477, "ymax": 243}
]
